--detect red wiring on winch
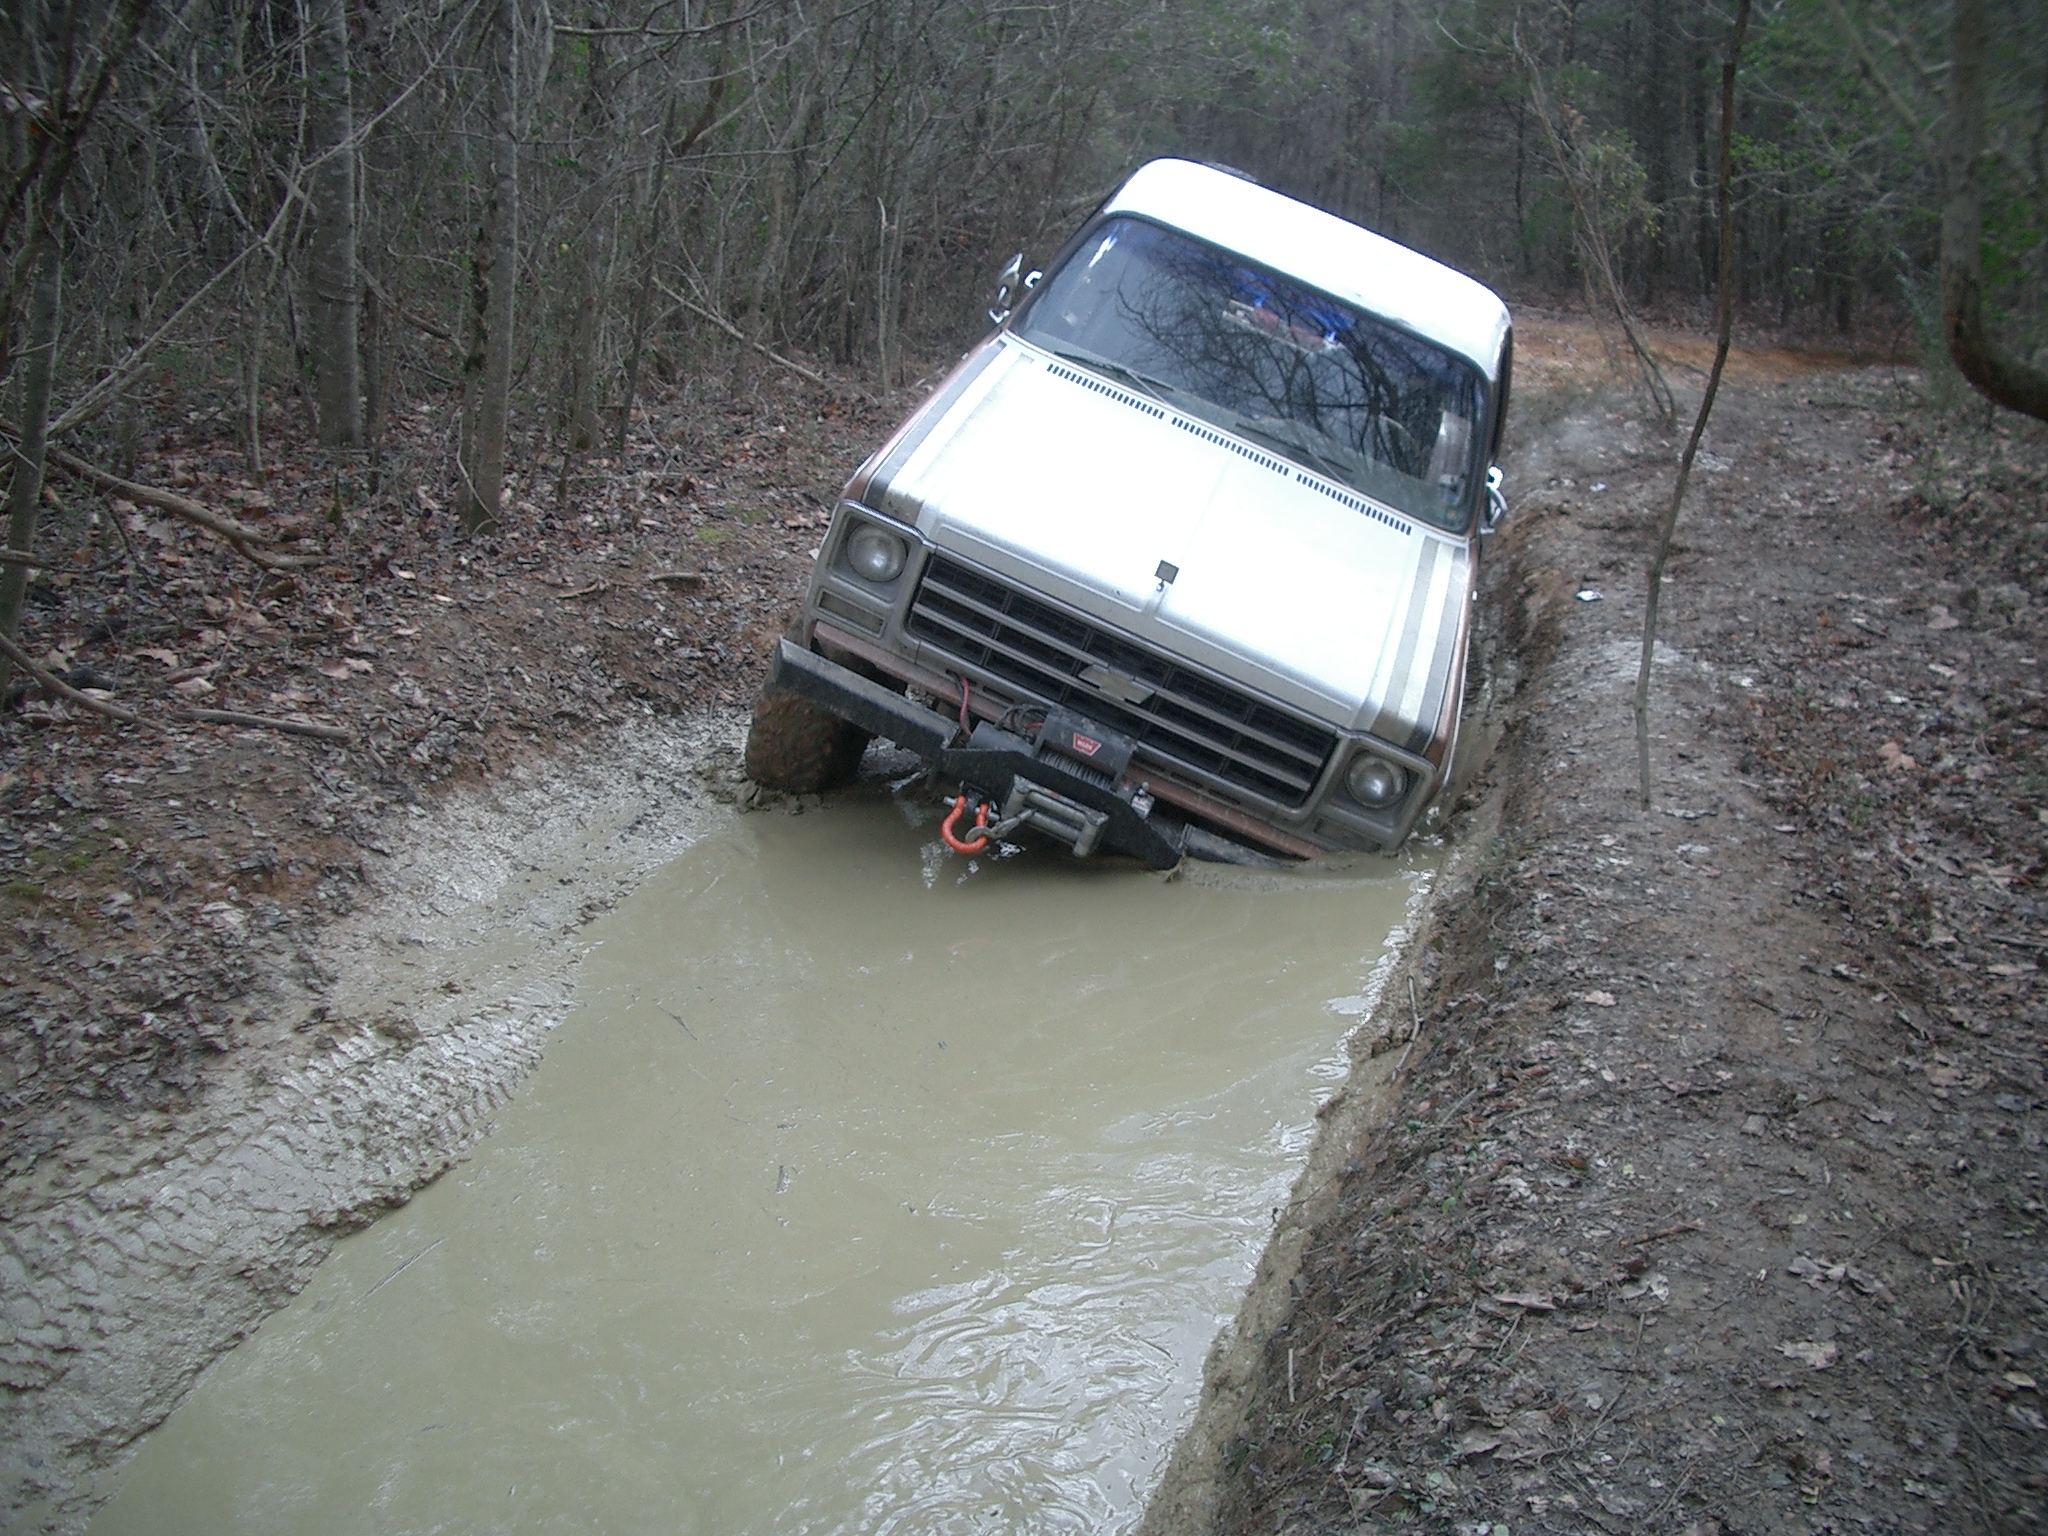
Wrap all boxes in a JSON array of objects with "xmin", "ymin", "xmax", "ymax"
[
  {"xmin": 956, "ymin": 675, "xmax": 972, "ymax": 738},
  {"xmin": 940, "ymin": 794, "xmax": 992, "ymax": 855}
]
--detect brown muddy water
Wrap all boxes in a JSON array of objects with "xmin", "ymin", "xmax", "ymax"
[{"xmin": 86, "ymin": 781, "xmax": 1428, "ymax": 1536}]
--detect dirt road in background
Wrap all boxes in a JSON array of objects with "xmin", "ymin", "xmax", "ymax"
[{"xmin": 1188, "ymin": 356, "xmax": 2048, "ymax": 1535}]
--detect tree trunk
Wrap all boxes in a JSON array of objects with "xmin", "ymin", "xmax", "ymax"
[
  {"xmin": 306, "ymin": 0, "xmax": 361, "ymax": 446},
  {"xmin": 1940, "ymin": 0, "xmax": 2048, "ymax": 423},
  {"xmin": 616, "ymin": 94, "xmax": 679, "ymax": 454},
  {"xmin": 562, "ymin": 233, "xmax": 603, "ymax": 452},
  {"xmin": 874, "ymin": 198, "xmax": 900, "ymax": 388},
  {"xmin": 559, "ymin": 18, "xmax": 609, "ymax": 455},
  {"xmin": 0, "ymin": 228, "xmax": 62, "ymax": 697},
  {"xmin": 462, "ymin": 0, "xmax": 518, "ymax": 535}
]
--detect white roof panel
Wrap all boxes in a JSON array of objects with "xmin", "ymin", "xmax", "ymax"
[{"xmin": 1103, "ymin": 159, "xmax": 1511, "ymax": 380}]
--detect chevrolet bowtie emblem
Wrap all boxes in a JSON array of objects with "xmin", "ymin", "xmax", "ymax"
[{"xmin": 1078, "ymin": 664, "xmax": 1154, "ymax": 705}]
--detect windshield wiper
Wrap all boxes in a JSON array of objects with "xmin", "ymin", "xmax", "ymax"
[{"xmin": 1036, "ymin": 344, "xmax": 1181, "ymax": 405}]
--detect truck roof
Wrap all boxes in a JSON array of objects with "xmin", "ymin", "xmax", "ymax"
[{"xmin": 1103, "ymin": 159, "xmax": 1511, "ymax": 381}]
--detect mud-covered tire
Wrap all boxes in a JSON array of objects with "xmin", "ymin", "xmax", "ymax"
[{"xmin": 743, "ymin": 688, "xmax": 870, "ymax": 792}]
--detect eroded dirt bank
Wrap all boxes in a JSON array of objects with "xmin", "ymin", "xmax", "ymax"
[{"xmin": 1165, "ymin": 366, "xmax": 2048, "ymax": 1535}]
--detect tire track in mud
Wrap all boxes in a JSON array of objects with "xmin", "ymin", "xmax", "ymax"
[{"xmin": 2, "ymin": 715, "xmax": 744, "ymax": 1534}]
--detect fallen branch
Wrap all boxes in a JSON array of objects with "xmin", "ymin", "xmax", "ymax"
[
  {"xmin": 40, "ymin": 443, "xmax": 326, "ymax": 570},
  {"xmin": 0, "ymin": 548, "xmax": 44, "ymax": 568},
  {"xmin": 0, "ymin": 630, "xmax": 145, "ymax": 725},
  {"xmin": 655, "ymin": 279, "xmax": 827, "ymax": 386},
  {"xmin": 1626, "ymin": 1221, "xmax": 1704, "ymax": 1247},
  {"xmin": 362, "ymin": 267, "xmax": 455, "ymax": 344},
  {"xmin": 184, "ymin": 707, "xmax": 353, "ymax": 743},
  {"xmin": 0, "ymin": 629, "xmax": 353, "ymax": 743}
]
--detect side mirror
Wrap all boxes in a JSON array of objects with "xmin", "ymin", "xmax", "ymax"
[
  {"xmin": 988, "ymin": 252, "xmax": 1025, "ymax": 327},
  {"xmin": 1482, "ymin": 465, "xmax": 1507, "ymax": 533}
]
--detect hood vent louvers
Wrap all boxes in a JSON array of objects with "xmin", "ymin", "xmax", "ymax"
[
  {"xmin": 1170, "ymin": 417, "xmax": 1289, "ymax": 477},
  {"xmin": 1296, "ymin": 472, "xmax": 1412, "ymax": 534},
  {"xmin": 1043, "ymin": 362, "xmax": 1168, "ymax": 420}
]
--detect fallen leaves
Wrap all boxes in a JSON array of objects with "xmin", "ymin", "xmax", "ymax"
[
  {"xmin": 1619, "ymin": 1272, "xmax": 1669, "ymax": 1303},
  {"xmin": 1776, "ymin": 1340, "xmax": 1839, "ymax": 1369},
  {"xmin": 1788, "ymin": 1254, "xmax": 1896, "ymax": 1302},
  {"xmin": 1452, "ymin": 1429, "xmax": 1503, "ymax": 1459}
]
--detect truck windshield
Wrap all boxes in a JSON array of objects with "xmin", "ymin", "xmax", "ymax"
[{"xmin": 1014, "ymin": 217, "xmax": 1486, "ymax": 530}]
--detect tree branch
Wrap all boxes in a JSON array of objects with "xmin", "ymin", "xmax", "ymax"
[
  {"xmin": 37, "ymin": 443, "xmax": 327, "ymax": 571},
  {"xmin": 0, "ymin": 629, "xmax": 352, "ymax": 743},
  {"xmin": 655, "ymin": 279, "xmax": 829, "ymax": 385}
]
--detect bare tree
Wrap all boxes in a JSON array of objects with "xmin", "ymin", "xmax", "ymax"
[
  {"xmin": 1941, "ymin": 0, "xmax": 2048, "ymax": 422},
  {"xmin": 460, "ymin": 0, "xmax": 519, "ymax": 534},
  {"xmin": 0, "ymin": 227, "xmax": 60, "ymax": 696},
  {"xmin": 307, "ymin": 0, "xmax": 363, "ymax": 445},
  {"xmin": 1515, "ymin": 26, "xmax": 1676, "ymax": 430},
  {"xmin": 1635, "ymin": 0, "xmax": 1752, "ymax": 809}
]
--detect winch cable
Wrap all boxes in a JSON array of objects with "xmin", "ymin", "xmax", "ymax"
[{"xmin": 955, "ymin": 675, "xmax": 973, "ymax": 739}]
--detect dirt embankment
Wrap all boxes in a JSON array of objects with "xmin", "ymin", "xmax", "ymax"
[{"xmin": 1178, "ymin": 365, "xmax": 2048, "ymax": 1535}]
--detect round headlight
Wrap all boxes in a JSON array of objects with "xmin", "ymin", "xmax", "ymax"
[
  {"xmin": 1345, "ymin": 752, "xmax": 1408, "ymax": 809},
  {"xmin": 845, "ymin": 524, "xmax": 908, "ymax": 583}
]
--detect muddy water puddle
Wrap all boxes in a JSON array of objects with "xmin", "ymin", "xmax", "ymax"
[{"xmin": 92, "ymin": 786, "xmax": 1428, "ymax": 1535}]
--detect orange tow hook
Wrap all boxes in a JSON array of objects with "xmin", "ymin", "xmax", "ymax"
[{"xmin": 940, "ymin": 794, "xmax": 993, "ymax": 855}]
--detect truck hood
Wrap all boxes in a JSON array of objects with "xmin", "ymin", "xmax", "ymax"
[{"xmin": 863, "ymin": 339, "xmax": 1470, "ymax": 749}]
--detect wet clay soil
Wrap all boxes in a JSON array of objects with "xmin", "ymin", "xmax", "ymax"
[{"xmin": 1190, "ymin": 364, "xmax": 2048, "ymax": 1535}]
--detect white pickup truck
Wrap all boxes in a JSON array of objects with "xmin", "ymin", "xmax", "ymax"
[{"xmin": 744, "ymin": 158, "xmax": 1511, "ymax": 868}]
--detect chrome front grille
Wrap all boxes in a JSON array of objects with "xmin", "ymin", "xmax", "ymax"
[{"xmin": 907, "ymin": 555, "xmax": 1337, "ymax": 807}]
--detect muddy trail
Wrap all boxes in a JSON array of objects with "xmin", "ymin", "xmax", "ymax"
[
  {"xmin": 84, "ymin": 787, "xmax": 1431, "ymax": 1534},
  {"xmin": 3, "ymin": 321, "xmax": 2045, "ymax": 1534},
  {"xmin": 1185, "ymin": 363, "xmax": 2048, "ymax": 1535}
]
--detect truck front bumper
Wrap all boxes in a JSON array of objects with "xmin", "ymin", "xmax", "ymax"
[{"xmin": 766, "ymin": 639, "xmax": 1187, "ymax": 869}]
